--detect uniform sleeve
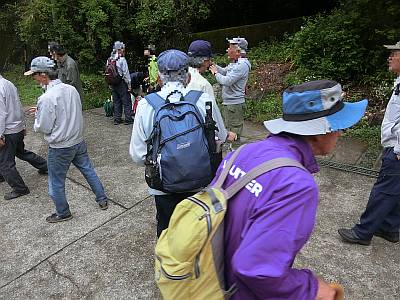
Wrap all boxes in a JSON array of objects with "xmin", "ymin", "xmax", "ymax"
[
  {"xmin": 0, "ymin": 88, "xmax": 6, "ymax": 136},
  {"xmin": 196, "ymin": 93, "xmax": 228, "ymax": 141},
  {"xmin": 389, "ymin": 93, "xmax": 400, "ymax": 154},
  {"xmin": 215, "ymin": 64, "xmax": 227, "ymax": 75},
  {"xmin": 215, "ymin": 63, "xmax": 247, "ymax": 86},
  {"xmin": 129, "ymin": 100, "xmax": 151, "ymax": 166},
  {"xmin": 118, "ymin": 58, "xmax": 131, "ymax": 89},
  {"xmin": 231, "ymin": 174, "xmax": 319, "ymax": 299},
  {"xmin": 66, "ymin": 62, "xmax": 79, "ymax": 87},
  {"xmin": 34, "ymin": 98, "xmax": 56, "ymax": 134}
]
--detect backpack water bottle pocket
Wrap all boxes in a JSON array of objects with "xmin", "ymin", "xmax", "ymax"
[{"xmin": 144, "ymin": 156, "xmax": 163, "ymax": 191}]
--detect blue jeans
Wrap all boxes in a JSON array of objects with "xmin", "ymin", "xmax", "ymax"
[{"xmin": 47, "ymin": 141, "xmax": 107, "ymax": 216}]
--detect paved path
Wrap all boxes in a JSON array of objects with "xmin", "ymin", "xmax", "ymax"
[{"xmin": 0, "ymin": 108, "xmax": 398, "ymax": 300}]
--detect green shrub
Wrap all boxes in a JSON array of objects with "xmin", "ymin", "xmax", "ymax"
[
  {"xmin": 290, "ymin": 0, "xmax": 400, "ymax": 83},
  {"xmin": 245, "ymin": 93, "xmax": 282, "ymax": 123},
  {"xmin": 291, "ymin": 12, "xmax": 365, "ymax": 81},
  {"xmin": 3, "ymin": 65, "xmax": 42, "ymax": 106},
  {"xmin": 247, "ymin": 39, "xmax": 292, "ymax": 66},
  {"xmin": 3, "ymin": 65, "xmax": 109, "ymax": 110},
  {"xmin": 81, "ymin": 73, "xmax": 110, "ymax": 110}
]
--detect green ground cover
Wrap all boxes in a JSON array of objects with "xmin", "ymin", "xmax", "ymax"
[{"xmin": 3, "ymin": 66, "xmax": 110, "ymax": 110}]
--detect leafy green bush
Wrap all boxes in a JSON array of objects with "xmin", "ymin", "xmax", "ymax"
[
  {"xmin": 81, "ymin": 73, "xmax": 110, "ymax": 110},
  {"xmin": 291, "ymin": 12, "xmax": 365, "ymax": 81},
  {"xmin": 3, "ymin": 65, "xmax": 42, "ymax": 106},
  {"xmin": 245, "ymin": 93, "xmax": 282, "ymax": 123},
  {"xmin": 290, "ymin": 0, "xmax": 400, "ymax": 82},
  {"xmin": 247, "ymin": 39, "xmax": 292, "ymax": 65},
  {"xmin": 3, "ymin": 65, "xmax": 109, "ymax": 110}
]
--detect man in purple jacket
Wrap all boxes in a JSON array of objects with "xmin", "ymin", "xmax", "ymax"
[{"xmin": 220, "ymin": 80, "xmax": 367, "ymax": 299}]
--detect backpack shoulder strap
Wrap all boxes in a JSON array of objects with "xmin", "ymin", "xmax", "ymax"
[
  {"xmin": 224, "ymin": 157, "xmax": 307, "ymax": 199},
  {"xmin": 144, "ymin": 93, "xmax": 166, "ymax": 111},
  {"xmin": 184, "ymin": 90, "xmax": 203, "ymax": 105},
  {"xmin": 212, "ymin": 145, "xmax": 246, "ymax": 189}
]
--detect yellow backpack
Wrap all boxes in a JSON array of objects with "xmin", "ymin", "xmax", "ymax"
[{"xmin": 155, "ymin": 145, "xmax": 305, "ymax": 300}]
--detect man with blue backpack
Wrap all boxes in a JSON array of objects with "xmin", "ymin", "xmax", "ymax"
[{"xmin": 129, "ymin": 49, "xmax": 233, "ymax": 237}]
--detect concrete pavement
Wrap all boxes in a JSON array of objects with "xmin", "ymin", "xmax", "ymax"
[{"xmin": 0, "ymin": 108, "xmax": 398, "ymax": 300}]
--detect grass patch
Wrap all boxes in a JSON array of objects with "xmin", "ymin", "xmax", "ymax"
[
  {"xmin": 81, "ymin": 73, "xmax": 110, "ymax": 110},
  {"xmin": 3, "ymin": 65, "xmax": 42, "ymax": 106},
  {"xmin": 245, "ymin": 92, "xmax": 282, "ymax": 122}
]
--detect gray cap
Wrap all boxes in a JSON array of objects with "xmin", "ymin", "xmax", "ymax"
[
  {"xmin": 24, "ymin": 56, "xmax": 56, "ymax": 76},
  {"xmin": 384, "ymin": 41, "xmax": 400, "ymax": 50},
  {"xmin": 227, "ymin": 37, "xmax": 248, "ymax": 51},
  {"xmin": 113, "ymin": 41, "xmax": 125, "ymax": 50}
]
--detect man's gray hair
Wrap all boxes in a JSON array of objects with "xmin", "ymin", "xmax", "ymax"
[
  {"xmin": 159, "ymin": 69, "xmax": 189, "ymax": 85},
  {"xmin": 232, "ymin": 43, "xmax": 246, "ymax": 55},
  {"xmin": 188, "ymin": 56, "xmax": 209, "ymax": 68}
]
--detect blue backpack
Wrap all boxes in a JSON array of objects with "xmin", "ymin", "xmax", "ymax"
[{"xmin": 144, "ymin": 90, "xmax": 212, "ymax": 193}]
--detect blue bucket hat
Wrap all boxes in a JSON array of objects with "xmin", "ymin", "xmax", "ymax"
[
  {"xmin": 157, "ymin": 49, "xmax": 189, "ymax": 73},
  {"xmin": 264, "ymin": 80, "xmax": 368, "ymax": 135},
  {"xmin": 188, "ymin": 40, "xmax": 213, "ymax": 58}
]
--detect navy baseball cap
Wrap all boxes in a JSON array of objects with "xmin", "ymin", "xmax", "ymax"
[
  {"xmin": 188, "ymin": 40, "xmax": 213, "ymax": 58},
  {"xmin": 264, "ymin": 80, "xmax": 368, "ymax": 135},
  {"xmin": 157, "ymin": 49, "xmax": 189, "ymax": 72}
]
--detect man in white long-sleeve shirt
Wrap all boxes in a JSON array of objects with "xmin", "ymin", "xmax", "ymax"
[
  {"xmin": 0, "ymin": 74, "xmax": 47, "ymax": 200},
  {"xmin": 129, "ymin": 49, "xmax": 234, "ymax": 237},
  {"xmin": 339, "ymin": 41, "xmax": 400, "ymax": 245},
  {"xmin": 24, "ymin": 56, "xmax": 109, "ymax": 223},
  {"xmin": 186, "ymin": 39, "xmax": 235, "ymax": 142}
]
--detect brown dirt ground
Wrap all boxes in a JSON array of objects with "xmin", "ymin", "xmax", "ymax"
[{"xmin": 247, "ymin": 62, "xmax": 293, "ymax": 97}]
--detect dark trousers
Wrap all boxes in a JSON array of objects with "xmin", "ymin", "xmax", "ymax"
[
  {"xmin": 112, "ymin": 81, "xmax": 133, "ymax": 122},
  {"xmin": 154, "ymin": 192, "xmax": 195, "ymax": 237},
  {"xmin": 353, "ymin": 147, "xmax": 400, "ymax": 239},
  {"xmin": 0, "ymin": 131, "xmax": 47, "ymax": 193}
]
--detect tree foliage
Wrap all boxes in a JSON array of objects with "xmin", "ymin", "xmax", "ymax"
[
  {"xmin": 291, "ymin": 0, "xmax": 400, "ymax": 82},
  {"xmin": 17, "ymin": 0, "xmax": 133, "ymax": 70},
  {"xmin": 9, "ymin": 0, "xmax": 214, "ymax": 70},
  {"xmin": 134, "ymin": 0, "xmax": 214, "ymax": 48}
]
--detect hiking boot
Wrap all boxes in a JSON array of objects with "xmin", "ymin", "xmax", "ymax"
[
  {"xmin": 98, "ymin": 199, "xmax": 108, "ymax": 210},
  {"xmin": 114, "ymin": 119, "xmax": 122, "ymax": 125},
  {"xmin": 338, "ymin": 228, "xmax": 371, "ymax": 246},
  {"xmin": 46, "ymin": 213, "xmax": 73, "ymax": 223},
  {"xmin": 374, "ymin": 230, "xmax": 399, "ymax": 243},
  {"xmin": 0, "ymin": 177, "xmax": 4, "ymax": 183},
  {"xmin": 38, "ymin": 169, "xmax": 48, "ymax": 175},
  {"xmin": 4, "ymin": 189, "xmax": 30, "ymax": 200}
]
